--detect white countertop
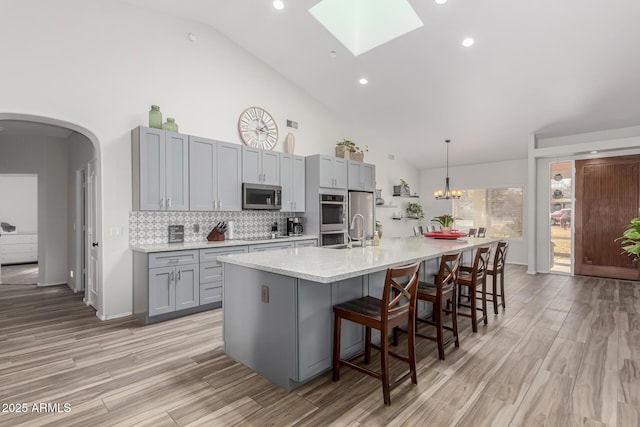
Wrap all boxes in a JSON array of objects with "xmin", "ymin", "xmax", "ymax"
[
  {"xmin": 130, "ymin": 235, "xmax": 318, "ymax": 253},
  {"xmin": 217, "ymin": 236, "xmax": 500, "ymax": 283}
]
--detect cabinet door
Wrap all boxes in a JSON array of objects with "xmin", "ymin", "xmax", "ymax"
[
  {"xmin": 318, "ymin": 155, "xmax": 335, "ymax": 188},
  {"xmin": 175, "ymin": 264, "xmax": 199, "ymax": 310},
  {"xmin": 242, "ymin": 146, "xmax": 262, "ymax": 184},
  {"xmin": 262, "ymin": 150, "xmax": 280, "ymax": 185},
  {"xmin": 216, "ymin": 142, "xmax": 242, "ymax": 211},
  {"xmin": 347, "ymin": 161, "xmax": 362, "ymax": 190},
  {"xmin": 189, "ymin": 137, "xmax": 216, "ymax": 211},
  {"xmin": 362, "ymin": 163, "xmax": 376, "ymax": 192},
  {"xmin": 138, "ymin": 127, "xmax": 165, "ymax": 211},
  {"xmin": 149, "ymin": 266, "xmax": 175, "ymax": 316},
  {"xmin": 333, "ymin": 158, "xmax": 348, "ymax": 189},
  {"xmin": 280, "ymin": 154, "xmax": 293, "ymax": 211},
  {"xmin": 291, "ymin": 155, "xmax": 306, "ymax": 212},
  {"xmin": 165, "ymin": 132, "xmax": 189, "ymax": 211}
]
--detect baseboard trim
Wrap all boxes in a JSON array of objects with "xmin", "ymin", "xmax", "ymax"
[
  {"xmin": 37, "ymin": 281, "xmax": 67, "ymax": 287},
  {"xmin": 97, "ymin": 311, "xmax": 132, "ymax": 321}
]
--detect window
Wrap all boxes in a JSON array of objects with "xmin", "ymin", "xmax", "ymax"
[{"xmin": 452, "ymin": 187, "xmax": 523, "ymax": 238}]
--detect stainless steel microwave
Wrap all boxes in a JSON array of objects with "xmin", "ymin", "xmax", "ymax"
[{"xmin": 242, "ymin": 183, "xmax": 282, "ymax": 210}]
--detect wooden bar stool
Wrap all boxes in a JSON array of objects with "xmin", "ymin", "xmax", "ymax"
[
  {"xmin": 456, "ymin": 245, "xmax": 491, "ymax": 332},
  {"xmin": 477, "ymin": 227, "xmax": 487, "ymax": 238},
  {"xmin": 486, "ymin": 241, "xmax": 509, "ymax": 314},
  {"xmin": 467, "ymin": 228, "xmax": 477, "ymax": 237},
  {"xmin": 413, "ymin": 225, "xmax": 424, "ymax": 236},
  {"xmin": 332, "ymin": 262, "xmax": 421, "ymax": 406},
  {"xmin": 395, "ymin": 252, "xmax": 461, "ymax": 360}
]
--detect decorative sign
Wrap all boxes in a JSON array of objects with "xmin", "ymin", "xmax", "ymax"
[{"xmin": 168, "ymin": 225, "xmax": 184, "ymax": 243}]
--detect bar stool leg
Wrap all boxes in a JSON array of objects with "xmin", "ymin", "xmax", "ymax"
[
  {"xmin": 470, "ymin": 285, "xmax": 478, "ymax": 333},
  {"xmin": 452, "ymin": 288, "xmax": 459, "ymax": 347},
  {"xmin": 332, "ymin": 314, "xmax": 341, "ymax": 381},
  {"xmin": 435, "ymin": 298, "xmax": 445, "ymax": 360},
  {"xmin": 380, "ymin": 333, "xmax": 391, "ymax": 405},
  {"xmin": 481, "ymin": 276, "xmax": 488, "ymax": 325},
  {"xmin": 492, "ymin": 274, "xmax": 499, "ymax": 314},
  {"xmin": 365, "ymin": 326, "xmax": 372, "ymax": 363},
  {"xmin": 408, "ymin": 318, "xmax": 418, "ymax": 384},
  {"xmin": 500, "ymin": 271, "xmax": 506, "ymax": 309}
]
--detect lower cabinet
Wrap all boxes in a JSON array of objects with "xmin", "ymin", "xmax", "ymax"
[
  {"xmin": 199, "ymin": 246, "xmax": 248, "ymax": 305},
  {"xmin": 149, "ymin": 263, "xmax": 199, "ymax": 316}
]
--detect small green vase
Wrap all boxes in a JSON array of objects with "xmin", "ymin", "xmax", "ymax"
[
  {"xmin": 162, "ymin": 117, "xmax": 178, "ymax": 132},
  {"xmin": 148, "ymin": 105, "xmax": 162, "ymax": 129}
]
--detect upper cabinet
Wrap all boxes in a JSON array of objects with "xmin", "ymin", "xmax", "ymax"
[
  {"xmin": 281, "ymin": 154, "xmax": 305, "ymax": 212},
  {"xmin": 307, "ymin": 154, "xmax": 347, "ymax": 190},
  {"xmin": 189, "ymin": 136, "xmax": 242, "ymax": 212},
  {"xmin": 132, "ymin": 126, "xmax": 189, "ymax": 211},
  {"xmin": 347, "ymin": 161, "xmax": 376, "ymax": 192},
  {"xmin": 242, "ymin": 146, "xmax": 280, "ymax": 186}
]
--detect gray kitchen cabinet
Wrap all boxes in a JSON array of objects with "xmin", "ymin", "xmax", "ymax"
[
  {"xmin": 242, "ymin": 146, "xmax": 280, "ymax": 185},
  {"xmin": 248, "ymin": 241, "xmax": 294, "ymax": 252},
  {"xmin": 199, "ymin": 246, "xmax": 248, "ymax": 305},
  {"xmin": 134, "ymin": 249, "xmax": 201, "ymax": 323},
  {"xmin": 280, "ymin": 154, "xmax": 306, "ymax": 212},
  {"xmin": 313, "ymin": 155, "xmax": 347, "ymax": 190},
  {"xmin": 132, "ymin": 126, "xmax": 189, "ymax": 211},
  {"xmin": 347, "ymin": 161, "xmax": 376, "ymax": 192},
  {"xmin": 294, "ymin": 239, "xmax": 318, "ymax": 248},
  {"xmin": 189, "ymin": 136, "xmax": 242, "ymax": 211}
]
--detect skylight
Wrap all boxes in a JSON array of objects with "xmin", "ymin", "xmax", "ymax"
[{"xmin": 309, "ymin": 0, "xmax": 424, "ymax": 57}]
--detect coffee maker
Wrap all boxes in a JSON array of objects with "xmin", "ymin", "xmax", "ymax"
[{"xmin": 287, "ymin": 217, "xmax": 304, "ymax": 236}]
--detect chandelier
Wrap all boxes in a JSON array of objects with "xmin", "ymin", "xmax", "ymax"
[{"xmin": 434, "ymin": 139, "xmax": 461, "ymax": 200}]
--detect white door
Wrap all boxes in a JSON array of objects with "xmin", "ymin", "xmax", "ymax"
[{"xmin": 86, "ymin": 159, "xmax": 100, "ymax": 309}]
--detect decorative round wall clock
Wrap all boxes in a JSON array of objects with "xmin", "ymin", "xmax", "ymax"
[{"xmin": 238, "ymin": 106, "xmax": 279, "ymax": 150}]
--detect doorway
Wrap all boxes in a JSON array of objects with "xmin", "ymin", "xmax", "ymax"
[{"xmin": 549, "ymin": 162, "xmax": 573, "ymax": 274}]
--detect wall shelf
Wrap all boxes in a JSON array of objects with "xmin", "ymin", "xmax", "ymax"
[
  {"xmin": 392, "ymin": 194, "xmax": 420, "ymax": 198},
  {"xmin": 375, "ymin": 204, "xmax": 398, "ymax": 208}
]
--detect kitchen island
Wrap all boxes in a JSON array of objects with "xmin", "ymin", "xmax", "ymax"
[{"xmin": 218, "ymin": 236, "xmax": 499, "ymax": 391}]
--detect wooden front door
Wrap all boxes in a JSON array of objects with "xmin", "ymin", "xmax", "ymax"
[{"xmin": 575, "ymin": 155, "xmax": 640, "ymax": 280}]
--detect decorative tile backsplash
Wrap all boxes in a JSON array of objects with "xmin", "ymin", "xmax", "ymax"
[{"xmin": 129, "ymin": 211, "xmax": 291, "ymax": 245}]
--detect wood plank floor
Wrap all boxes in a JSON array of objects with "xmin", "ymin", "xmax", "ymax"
[{"xmin": 0, "ymin": 265, "xmax": 639, "ymax": 426}]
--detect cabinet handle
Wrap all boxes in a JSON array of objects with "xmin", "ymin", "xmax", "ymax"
[
  {"xmin": 167, "ymin": 197, "xmax": 172, "ymax": 208},
  {"xmin": 177, "ymin": 270, "xmax": 181, "ymax": 281},
  {"xmin": 219, "ymin": 200, "xmax": 222, "ymax": 209},
  {"xmin": 169, "ymin": 258, "xmax": 179, "ymax": 263},
  {"xmin": 160, "ymin": 197, "xmax": 165, "ymax": 209},
  {"xmin": 170, "ymin": 271, "xmax": 174, "ymax": 282}
]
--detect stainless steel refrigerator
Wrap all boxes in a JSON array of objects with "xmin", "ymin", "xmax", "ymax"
[{"xmin": 348, "ymin": 191, "xmax": 375, "ymax": 242}]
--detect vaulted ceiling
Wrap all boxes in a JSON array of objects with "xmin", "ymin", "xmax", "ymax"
[{"xmin": 121, "ymin": 0, "xmax": 640, "ymax": 168}]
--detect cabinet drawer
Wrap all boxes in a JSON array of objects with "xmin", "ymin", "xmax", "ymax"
[
  {"xmin": 1, "ymin": 243, "xmax": 37, "ymax": 254},
  {"xmin": 0, "ymin": 234, "xmax": 38, "ymax": 244},
  {"xmin": 149, "ymin": 250, "xmax": 199, "ymax": 269},
  {"xmin": 294, "ymin": 239, "xmax": 317, "ymax": 248},
  {"xmin": 199, "ymin": 246, "xmax": 248, "ymax": 263},
  {"xmin": 200, "ymin": 284, "xmax": 222, "ymax": 305},
  {"xmin": 248, "ymin": 242, "xmax": 294, "ymax": 252},
  {"xmin": 200, "ymin": 262, "xmax": 222, "ymax": 284}
]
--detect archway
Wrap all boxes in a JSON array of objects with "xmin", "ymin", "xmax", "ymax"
[{"xmin": 0, "ymin": 113, "xmax": 102, "ymax": 313}]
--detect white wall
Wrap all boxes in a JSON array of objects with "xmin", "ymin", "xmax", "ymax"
[
  {"xmin": 419, "ymin": 158, "xmax": 529, "ymax": 265},
  {"xmin": 0, "ymin": 174, "xmax": 37, "ymax": 232},
  {"xmin": 0, "ymin": 0, "xmax": 421, "ymax": 318},
  {"xmin": 0, "ymin": 135, "xmax": 69, "ymax": 285}
]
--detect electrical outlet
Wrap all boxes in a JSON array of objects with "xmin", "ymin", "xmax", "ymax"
[
  {"xmin": 387, "ymin": 154, "xmax": 395, "ymax": 160},
  {"xmin": 110, "ymin": 227, "xmax": 122, "ymax": 237},
  {"xmin": 286, "ymin": 119, "xmax": 298, "ymax": 129},
  {"xmin": 261, "ymin": 285, "xmax": 269, "ymax": 303}
]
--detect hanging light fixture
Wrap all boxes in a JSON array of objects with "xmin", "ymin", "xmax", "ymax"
[{"xmin": 434, "ymin": 139, "xmax": 461, "ymax": 200}]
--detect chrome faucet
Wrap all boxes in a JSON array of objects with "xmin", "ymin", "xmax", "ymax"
[{"xmin": 349, "ymin": 214, "xmax": 365, "ymax": 247}]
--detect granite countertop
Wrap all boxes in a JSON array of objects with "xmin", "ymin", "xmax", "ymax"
[
  {"xmin": 217, "ymin": 236, "xmax": 500, "ymax": 283},
  {"xmin": 130, "ymin": 235, "xmax": 318, "ymax": 253}
]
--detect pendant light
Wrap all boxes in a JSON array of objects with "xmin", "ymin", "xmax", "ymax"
[{"xmin": 434, "ymin": 139, "xmax": 461, "ymax": 200}]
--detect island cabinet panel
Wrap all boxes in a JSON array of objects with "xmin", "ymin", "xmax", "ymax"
[
  {"xmin": 223, "ymin": 264, "xmax": 297, "ymax": 391},
  {"xmin": 296, "ymin": 276, "xmax": 366, "ymax": 382}
]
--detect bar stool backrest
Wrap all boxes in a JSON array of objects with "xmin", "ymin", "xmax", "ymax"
[
  {"xmin": 435, "ymin": 252, "xmax": 461, "ymax": 292},
  {"xmin": 382, "ymin": 263, "xmax": 421, "ymax": 327},
  {"xmin": 493, "ymin": 241, "xmax": 509, "ymax": 272},
  {"xmin": 477, "ymin": 227, "xmax": 487, "ymax": 238},
  {"xmin": 468, "ymin": 228, "xmax": 477, "ymax": 237}
]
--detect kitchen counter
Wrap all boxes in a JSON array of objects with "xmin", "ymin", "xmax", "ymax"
[
  {"xmin": 219, "ymin": 236, "xmax": 501, "ymax": 391},
  {"xmin": 218, "ymin": 236, "xmax": 497, "ymax": 283},
  {"xmin": 130, "ymin": 235, "xmax": 318, "ymax": 253}
]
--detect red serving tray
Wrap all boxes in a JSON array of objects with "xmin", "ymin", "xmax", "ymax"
[{"xmin": 424, "ymin": 231, "xmax": 467, "ymax": 240}]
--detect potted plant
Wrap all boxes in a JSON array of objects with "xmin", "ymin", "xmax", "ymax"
[
  {"xmin": 394, "ymin": 179, "xmax": 410, "ymax": 196},
  {"xmin": 617, "ymin": 217, "xmax": 640, "ymax": 260},
  {"xmin": 406, "ymin": 202, "xmax": 424, "ymax": 219},
  {"xmin": 431, "ymin": 214, "xmax": 458, "ymax": 233},
  {"xmin": 335, "ymin": 139, "xmax": 368, "ymax": 161}
]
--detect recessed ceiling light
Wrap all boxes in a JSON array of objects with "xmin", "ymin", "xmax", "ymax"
[
  {"xmin": 188, "ymin": 33, "xmax": 197, "ymax": 42},
  {"xmin": 435, "ymin": 0, "xmax": 448, "ymax": 4},
  {"xmin": 273, "ymin": 0, "xmax": 284, "ymax": 10},
  {"xmin": 329, "ymin": 50, "xmax": 337, "ymax": 58},
  {"xmin": 590, "ymin": 150, "xmax": 598, "ymax": 154},
  {"xmin": 359, "ymin": 78, "xmax": 368, "ymax": 85},
  {"xmin": 462, "ymin": 37, "xmax": 475, "ymax": 47}
]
